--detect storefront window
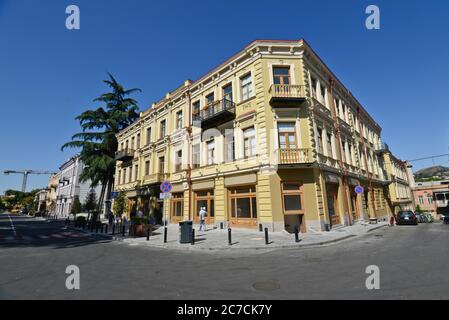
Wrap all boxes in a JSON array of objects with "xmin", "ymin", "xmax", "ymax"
[
  {"xmin": 229, "ymin": 186, "xmax": 257, "ymax": 220},
  {"xmin": 171, "ymin": 193, "xmax": 183, "ymax": 217},
  {"xmin": 194, "ymin": 190, "xmax": 215, "ymax": 221},
  {"xmin": 282, "ymin": 183, "xmax": 303, "ymax": 214}
]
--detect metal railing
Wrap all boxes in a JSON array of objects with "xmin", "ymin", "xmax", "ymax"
[
  {"xmin": 115, "ymin": 148, "xmax": 135, "ymax": 160},
  {"xmin": 193, "ymin": 99, "xmax": 235, "ymax": 122}
]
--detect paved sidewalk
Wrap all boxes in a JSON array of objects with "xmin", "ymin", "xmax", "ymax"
[{"xmin": 105, "ymin": 221, "xmax": 389, "ymax": 251}]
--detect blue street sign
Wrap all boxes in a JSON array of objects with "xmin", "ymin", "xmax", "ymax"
[
  {"xmin": 355, "ymin": 185, "xmax": 364, "ymax": 194},
  {"xmin": 111, "ymin": 192, "xmax": 118, "ymax": 199},
  {"xmin": 160, "ymin": 180, "xmax": 172, "ymax": 193}
]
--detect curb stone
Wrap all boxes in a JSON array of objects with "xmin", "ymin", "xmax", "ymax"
[{"xmin": 65, "ymin": 224, "xmax": 387, "ymax": 252}]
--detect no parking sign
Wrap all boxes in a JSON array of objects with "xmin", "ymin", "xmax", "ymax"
[
  {"xmin": 160, "ymin": 180, "xmax": 172, "ymax": 193},
  {"xmin": 355, "ymin": 185, "xmax": 364, "ymax": 194}
]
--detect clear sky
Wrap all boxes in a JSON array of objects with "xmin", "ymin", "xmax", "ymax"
[{"xmin": 1, "ymin": 0, "xmax": 448, "ymax": 193}]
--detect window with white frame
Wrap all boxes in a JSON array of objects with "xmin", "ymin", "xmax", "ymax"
[
  {"xmin": 176, "ymin": 111, "xmax": 183, "ymax": 129},
  {"xmin": 418, "ymin": 195, "xmax": 424, "ymax": 205},
  {"xmin": 175, "ymin": 150, "xmax": 182, "ymax": 172},
  {"xmin": 240, "ymin": 73, "xmax": 253, "ymax": 101},
  {"xmin": 207, "ymin": 140, "xmax": 215, "ymax": 165},
  {"xmin": 192, "ymin": 143, "xmax": 200, "ymax": 169},
  {"xmin": 225, "ymin": 132, "xmax": 235, "ymax": 162},
  {"xmin": 243, "ymin": 127, "xmax": 256, "ymax": 158}
]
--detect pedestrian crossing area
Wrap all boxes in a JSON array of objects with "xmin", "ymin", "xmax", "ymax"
[{"xmin": 0, "ymin": 231, "xmax": 91, "ymax": 242}]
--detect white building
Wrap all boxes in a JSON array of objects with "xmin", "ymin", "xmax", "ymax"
[
  {"xmin": 55, "ymin": 155, "xmax": 102, "ymax": 218},
  {"xmin": 35, "ymin": 189, "xmax": 48, "ymax": 212}
]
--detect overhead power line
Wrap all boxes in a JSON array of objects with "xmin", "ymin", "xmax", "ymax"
[{"xmin": 407, "ymin": 153, "xmax": 449, "ymax": 163}]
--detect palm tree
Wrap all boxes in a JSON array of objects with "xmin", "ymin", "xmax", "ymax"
[{"xmin": 62, "ymin": 73, "xmax": 141, "ymax": 215}]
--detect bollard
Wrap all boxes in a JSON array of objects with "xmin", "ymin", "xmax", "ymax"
[
  {"xmin": 101, "ymin": 224, "xmax": 104, "ymax": 233},
  {"xmin": 220, "ymin": 222, "xmax": 224, "ymax": 230},
  {"xmin": 146, "ymin": 227, "xmax": 150, "ymax": 241},
  {"xmin": 259, "ymin": 224, "xmax": 263, "ymax": 232},
  {"xmin": 105, "ymin": 225, "xmax": 108, "ymax": 234},
  {"xmin": 164, "ymin": 226, "xmax": 168, "ymax": 243},
  {"xmin": 228, "ymin": 228, "xmax": 232, "ymax": 246},
  {"xmin": 294, "ymin": 226, "xmax": 300, "ymax": 243},
  {"xmin": 191, "ymin": 229, "xmax": 195, "ymax": 245},
  {"xmin": 112, "ymin": 224, "xmax": 115, "ymax": 235},
  {"xmin": 264, "ymin": 227, "xmax": 269, "ymax": 245},
  {"xmin": 122, "ymin": 225, "xmax": 126, "ymax": 237}
]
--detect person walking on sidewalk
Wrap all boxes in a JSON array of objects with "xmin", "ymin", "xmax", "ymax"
[{"xmin": 199, "ymin": 207, "xmax": 207, "ymax": 231}]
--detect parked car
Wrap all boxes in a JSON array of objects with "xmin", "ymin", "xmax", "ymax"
[
  {"xmin": 396, "ymin": 211, "xmax": 418, "ymax": 225},
  {"xmin": 20, "ymin": 207, "xmax": 29, "ymax": 215}
]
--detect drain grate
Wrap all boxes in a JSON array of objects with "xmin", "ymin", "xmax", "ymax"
[{"xmin": 252, "ymin": 280, "xmax": 280, "ymax": 292}]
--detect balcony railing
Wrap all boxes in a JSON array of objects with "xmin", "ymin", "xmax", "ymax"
[
  {"xmin": 115, "ymin": 148, "xmax": 135, "ymax": 161},
  {"xmin": 269, "ymin": 84, "xmax": 306, "ymax": 106},
  {"xmin": 193, "ymin": 99, "xmax": 236, "ymax": 129},
  {"xmin": 374, "ymin": 142, "xmax": 389, "ymax": 153},
  {"xmin": 279, "ymin": 148, "xmax": 311, "ymax": 164},
  {"xmin": 143, "ymin": 173, "xmax": 169, "ymax": 185}
]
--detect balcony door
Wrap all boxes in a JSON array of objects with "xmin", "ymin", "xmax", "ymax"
[
  {"xmin": 273, "ymin": 66, "xmax": 291, "ymax": 85},
  {"xmin": 278, "ymin": 122, "xmax": 297, "ymax": 149},
  {"xmin": 278, "ymin": 122, "xmax": 299, "ymax": 163}
]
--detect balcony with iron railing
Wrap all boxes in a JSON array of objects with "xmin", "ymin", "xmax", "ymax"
[
  {"xmin": 374, "ymin": 142, "xmax": 389, "ymax": 154},
  {"xmin": 269, "ymin": 84, "xmax": 307, "ymax": 107},
  {"xmin": 193, "ymin": 99, "xmax": 236, "ymax": 129},
  {"xmin": 115, "ymin": 148, "xmax": 135, "ymax": 161},
  {"xmin": 278, "ymin": 148, "xmax": 312, "ymax": 165}
]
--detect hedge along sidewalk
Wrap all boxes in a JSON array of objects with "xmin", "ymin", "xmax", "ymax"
[{"xmin": 113, "ymin": 221, "xmax": 389, "ymax": 252}]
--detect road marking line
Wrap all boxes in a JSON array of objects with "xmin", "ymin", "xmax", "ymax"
[{"xmin": 8, "ymin": 215, "xmax": 17, "ymax": 236}]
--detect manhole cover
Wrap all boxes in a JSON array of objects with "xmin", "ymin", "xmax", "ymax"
[{"xmin": 252, "ymin": 280, "xmax": 280, "ymax": 291}]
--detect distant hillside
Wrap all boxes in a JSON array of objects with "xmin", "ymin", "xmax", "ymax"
[{"xmin": 414, "ymin": 166, "xmax": 449, "ymax": 180}]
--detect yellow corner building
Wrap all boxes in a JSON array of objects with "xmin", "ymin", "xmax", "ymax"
[{"xmin": 113, "ymin": 39, "xmax": 413, "ymax": 233}]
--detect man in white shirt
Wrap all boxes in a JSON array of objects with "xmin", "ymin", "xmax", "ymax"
[{"xmin": 199, "ymin": 207, "xmax": 207, "ymax": 231}]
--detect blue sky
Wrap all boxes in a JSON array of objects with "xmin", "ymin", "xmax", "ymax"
[{"xmin": 1, "ymin": 0, "xmax": 448, "ymax": 193}]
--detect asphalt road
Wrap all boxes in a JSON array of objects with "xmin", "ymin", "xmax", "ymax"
[{"xmin": 1, "ymin": 213, "xmax": 448, "ymax": 299}]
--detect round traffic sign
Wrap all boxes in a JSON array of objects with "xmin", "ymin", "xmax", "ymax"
[
  {"xmin": 355, "ymin": 185, "xmax": 364, "ymax": 194},
  {"xmin": 160, "ymin": 180, "xmax": 172, "ymax": 193}
]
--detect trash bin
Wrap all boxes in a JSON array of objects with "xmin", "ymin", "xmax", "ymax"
[{"xmin": 179, "ymin": 220, "xmax": 193, "ymax": 243}]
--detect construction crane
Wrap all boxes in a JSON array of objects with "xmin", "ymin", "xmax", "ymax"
[{"xmin": 3, "ymin": 170, "xmax": 56, "ymax": 192}]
